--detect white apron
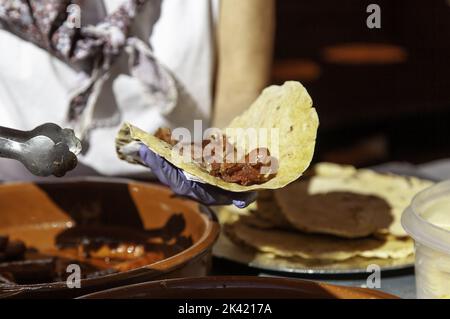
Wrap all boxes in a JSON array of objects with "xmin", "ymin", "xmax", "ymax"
[{"xmin": 0, "ymin": 0, "xmax": 219, "ymax": 180}]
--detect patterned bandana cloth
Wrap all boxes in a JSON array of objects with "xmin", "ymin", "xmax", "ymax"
[{"xmin": 0, "ymin": 0, "xmax": 177, "ymax": 138}]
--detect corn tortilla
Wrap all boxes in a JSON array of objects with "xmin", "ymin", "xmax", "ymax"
[
  {"xmin": 274, "ymin": 181, "xmax": 394, "ymax": 238},
  {"xmin": 253, "ymin": 191, "xmax": 291, "ymax": 228},
  {"xmin": 243, "ymin": 251, "xmax": 415, "ymax": 271},
  {"xmin": 225, "ymin": 220, "xmax": 414, "ymax": 261},
  {"xmin": 293, "ymin": 163, "xmax": 434, "ymax": 237},
  {"xmin": 116, "ymin": 81, "xmax": 319, "ymax": 192}
]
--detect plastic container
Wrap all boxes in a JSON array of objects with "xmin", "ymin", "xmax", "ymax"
[{"xmin": 402, "ymin": 180, "xmax": 450, "ymax": 299}]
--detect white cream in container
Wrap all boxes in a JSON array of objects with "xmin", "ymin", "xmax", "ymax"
[{"xmin": 402, "ymin": 180, "xmax": 450, "ymax": 299}]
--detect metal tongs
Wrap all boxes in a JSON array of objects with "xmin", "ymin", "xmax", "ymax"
[{"xmin": 0, "ymin": 123, "xmax": 82, "ymax": 177}]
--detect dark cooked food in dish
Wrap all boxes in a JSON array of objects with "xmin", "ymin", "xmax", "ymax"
[
  {"xmin": 0, "ymin": 214, "xmax": 192, "ymax": 285},
  {"xmin": 154, "ymin": 127, "xmax": 278, "ymax": 186},
  {"xmin": 0, "ymin": 236, "xmax": 26, "ymax": 262}
]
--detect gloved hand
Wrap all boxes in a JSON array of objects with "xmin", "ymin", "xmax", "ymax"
[{"xmin": 139, "ymin": 145, "xmax": 257, "ymax": 208}]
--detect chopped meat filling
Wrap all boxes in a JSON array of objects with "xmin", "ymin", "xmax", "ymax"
[{"xmin": 154, "ymin": 128, "xmax": 278, "ymax": 186}]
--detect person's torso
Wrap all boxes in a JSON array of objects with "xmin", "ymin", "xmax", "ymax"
[{"xmin": 0, "ymin": 0, "xmax": 219, "ymax": 180}]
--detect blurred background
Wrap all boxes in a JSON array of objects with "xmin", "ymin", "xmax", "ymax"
[{"xmin": 271, "ymin": 0, "xmax": 450, "ymax": 167}]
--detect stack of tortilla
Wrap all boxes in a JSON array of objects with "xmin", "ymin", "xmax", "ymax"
[{"xmin": 219, "ymin": 163, "xmax": 434, "ymax": 271}]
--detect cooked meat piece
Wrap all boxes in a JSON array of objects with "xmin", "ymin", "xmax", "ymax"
[
  {"xmin": 154, "ymin": 127, "xmax": 178, "ymax": 146},
  {"xmin": 155, "ymin": 127, "xmax": 278, "ymax": 185}
]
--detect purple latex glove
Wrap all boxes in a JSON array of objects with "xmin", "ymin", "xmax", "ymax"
[{"xmin": 139, "ymin": 145, "xmax": 257, "ymax": 208}]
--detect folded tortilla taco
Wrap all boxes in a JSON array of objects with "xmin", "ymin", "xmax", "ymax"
[{"xmin": 116, "ymin": 81, "xmax": 319, "ymax": 192}]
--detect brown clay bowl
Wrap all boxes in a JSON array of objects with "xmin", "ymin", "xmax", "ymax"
[
  {"xmin": 79, "ymin": 276, "xmax": 398, "ymax": 299},
  {"xmin": 0, "ymin": 177, "xmax": 219, "ymax": 298}
]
